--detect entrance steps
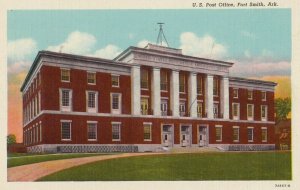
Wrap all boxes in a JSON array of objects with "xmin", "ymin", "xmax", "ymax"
[{"xmin": 169, "ymin": 146, "xmax": 220, "ymax": 153}]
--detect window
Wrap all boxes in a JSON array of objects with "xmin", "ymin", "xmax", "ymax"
[
  {"xmin": 87, "ymin": 91, "xmax": 98, "ymax": 113},
  {"xmin": 215, "ymin": 125, "xmax": 222, "ymax": 142},
  {"xmin": 213, "ymin": 103, "xmax": 219, "ymax": 118},
  {"xmin": 247, "ymin": 127, "xmax": 254, "ymax": 142},
  {"xmin": 233, "ymin": 89, "xmax": 238, "ymax": 98},
  {"xmin": 262, "ymin": 91, "xmax": 267, "ymax": 101},
  {"xmin": 261, "ymin": 127, "xmax": 267, "ymax": 142},
  {"xmin": 111, "ymin": 93, "xmax": 121, "ymax": 114},
  {"xmin": 161, "ymin": 99, "xmax": 168, "ymax": 116},
  {"xmin": 233, "ymin": 126, "xmax": 239, "ymax": 142},
  {"xmin": 87, "ymin": 72, "xmax": 96, "ymax": 84},
  {"xmin": 143, "ymin": 123, "xmax": 152, "ymax": 141},
  {"xmin": 61, "ymin": 121, "xmax": 71, "ymax": 140},
  {"xmin": 213, "ymin": 77, "xmax": 218, "ymax": 96},
  {"xmin": 179, "ymin": 101, "xmax": 186, "ymax": 116},
  {"xmin": 247, "ymin": 90, "xmax": 253, "ymax": 100},
  {"xmin": 112, "ymin": 122, "xmax": 121, "ymax": 141},
  {"xmin": 160, "ymin": 70, "xmax": 168, "ymax": 91},
  {"xmin": 232, "ymin": 103, "xmax": 240, "ymax": 120},
  {"xmin": 111, "ymin": 75, "xmax": 119, "ymax": 87},
  {"xmin": 261, "ymin": 105, "xmax": 268, "ymax": 121},
  {"xmin": 247, "ymin": 104, "xmax": 254, "ymax": 120},
  {"xmin": 141, "ymin": 97, "xmax": 149, "ymax": 115},
  {"xmin": 141, "ymin": 69, "xmax": 148, "ymax": 89},
  {"xmin": 197, "ymin": 102, "xmax": 203, "ymax": 118},
  {"xmin": 61, "ymin": 69, "xmax": 70, "ymax": 82},
  {"xmin": 87, "ymin": 122, "xmax": 97, "ymax": 141},
  {"xmin": 60, "ymin": 89, "xmax": 72, "ymax": 111},
  {"xmin": 197, "ymin": 76, "xmax": 203, "ymax": 95},
  {"xmin": 179, "ymin": 73, "xmax": 185, "ymax": 93}
]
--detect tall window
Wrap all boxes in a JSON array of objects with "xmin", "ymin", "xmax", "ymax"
[
  {"xmin": 197, "ymin": 76, "xmax": 203, "ymax": 95},
  {"xmin": 141, "ymin": 69, "xmax": 148, "ymax": 89},
  {"xmin": 213, "ymin": 77, "xmax": 218, "ymax": 96},
  {"xmin": 233, "ymin": 89, "xmax": 238, "ymax": 98},
  {"xmin": 247, "ymin": 104, "xmax": 254, "ymax": 120},
  {"xmin": 87, "ymin": 122, "xmax": 97, "ymax": 141},
  {"xmin": 60, "ymin": 89, "xmax": 72, "ymax": 111},
  {"xmin": 262, "ymin": 91, "xmax": 267, "ymax": 101},
  {"xmin": 111, "ymin": 93, "xmax": 121, "ymax": 114},
  {"xmin": 261, "ymin": 105, "xmax": 268, "ymax": 121},
  {"xmin": 179, "ymin": 101, "xmax": 186, "ymax": 117},
  {"xmin": 140, "ymin": 97, "xmax": 149, "ymax": 115},
  {"xmin": 160, "ymin": 70, "xmax": 168, "ymax": 91},
  {"xmin": 247, "ymin": 127, "xmax": 254, "ymax": 142},
  {"xmin": 61, "ymin": 121, "xmax": 71, "ymax": 140},
  {"xmin": 179, "ymin": 73, "xmax": 185, "ymax": 93},
  {"xmin": 248, "ymin": 90, "xmax": 253, "ymax": 100},
  {"xmin": 87, "ymin": 91, "xmax": 98, "ymax": 113},
  {"xmin": 197, "ymin": 102, "xmax": 203, "ymax": 118},
  {"xmin": 61, "ymin": 69, "xmax": 70, "ymax": 82},
  {"xmin": 232, "ymin": 103, "xmax": 240, "ymax": 120},
  {"xmin": 261, "ymin": 127, "xmax": 267, "ymax": 142},
  {"xmin": 112, "ymin": 122, "xmax": 121, "ymax": 141},
  {"xmin": 161, "ymin": 99, "xmax": 168, "ymax": 116},
  {"xmin": 87, "ymin": 72, "xmax": 96, "ymax": 84},
  {"xmin": 143, "ymin": 123, "xmax": 152, "ymax": 141},
  {"xmin": 233, "ymin": 126, "xmax": 239, "ymax": 142},
  {"xmin": 215, "ymin": 125, "xmax": 222, "ymax": 142},
  {"xmin": 111, "ymin": 75, "xmax": 119, "ymax": 87}
]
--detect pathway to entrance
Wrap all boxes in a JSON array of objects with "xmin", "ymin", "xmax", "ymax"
[{"xmin": 7, "ymin": 152, "xmax": 163, "ymax": 181}]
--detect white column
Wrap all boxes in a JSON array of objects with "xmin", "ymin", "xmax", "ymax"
[
  {"xmin": 131, "ymin": 65, "xmax": 141, "ymax": 115},
  {"xmin": 220, "ymin": 76, "xmax": 229, "ymax": 119},
  {"xmin": 205, "ymin": 74, "xmax": 214, "ymax": 119},
  {"xmin": 151, "ymin": 67, "xmax": 161, "ymax": 116},
  {"xmin": 188, "ymin": 72, "xmax": 197, "ymax": 117},
  {"xmin": 170, "ymin": 70, "xmax": 179, "ymax": 117}
]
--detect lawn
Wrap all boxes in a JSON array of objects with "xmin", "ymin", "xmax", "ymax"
[
  {"xmin": 8, "ymin": 153, "xmax": 111, "ymax": 168},
  {"xmin": 38, "ymin": 151, "xmax": 291, "ymax": 181}
]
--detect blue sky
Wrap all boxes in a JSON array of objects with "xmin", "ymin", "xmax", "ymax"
[{"xmin": 7, "ymin": 9, "xmax": 291, "ymax": 77}]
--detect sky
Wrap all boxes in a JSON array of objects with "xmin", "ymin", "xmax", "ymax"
[{"xmin": 7, "ymin": 9, "xmax": 291, "ymax": 142}]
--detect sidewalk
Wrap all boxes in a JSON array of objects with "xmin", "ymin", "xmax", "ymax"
[{"xmin": 7, "ymin": 152, "xmax": 163, "ymax": 182}]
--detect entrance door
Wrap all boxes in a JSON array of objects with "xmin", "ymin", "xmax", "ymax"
[
  {"xmin": 141, "ymin": 98, "xmax": 148, "ymax": 115},
  {"xmin": 181, "ymin": 125, "xmax": 191, "ymax": 147},
  {"xmin": 162, "ymin": 125, "xmax": 173, "ymax": 147},
  {"xmin": 199, "ymin": 126, "xmax": 208, "ymax": 147}
]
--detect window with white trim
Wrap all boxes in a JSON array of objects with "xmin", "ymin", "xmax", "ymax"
[
  {"xmin": 111, "ymin": 93, "xmax": 121, "ymax": 114},
  {"xmin": 111, "ymin": 75, "xmax": 119, "ymax": 87},
  {"xmin": 213, "ymin": 77, "xmax": 219, "ymax": 96},
  {"xmin": 112, "ymin": 122, "xmax": 121, "ymax": 141},
  {"xmin": 60, "ymin": 89, "xmax": 72, "ymax": 111},
  {"xmin": 86, "ymin": 91, "xmax": 98, "ymax": 113},
  {"xmin": 87, "ymin": 72, "xmax": 96, "ymax": 84},
  {"xmin": 179, "ymin": 101, "xmax": 186, "ymax": 117},
  {"xmin": 233, "ymin": 126, "xmax": 239, "ymax": 142},
  {"xmin": 141, "ymin": 69, "xmax": 148, "ymax": 89},
  {"xmin": 247, "ymin": 127, "xmax": 254, "ymax": 142},
  {"xmin": 215, "ymin": 125, "xmax": 222, "ymax": 142},
  {"xmin": 261, "ymin": 105, "xmax": 268, "ymax": 121},
  {"xmin": 161, "ymin": 99, "xmax": 168, "ymax": 116},
  {"xmin": 143, "ymin": 123, "xmax": 152, "ymax": 141},
  {"xmin": 233, "ymin": 88, "xmax": 238, "ymax": 98},
  {"xmin": 61, "ymin": 121, "xmax": 71, "ymax": 140},
  {"xmin": 61, "ymin": 69, "xmax": 70, "ymax": 82},
  {"xmin": 247, "ymin": 104, "xmax": 254, "ymax": 120},
  {"xmin": 197, "ymin": 102, "xmax": 203, "ymax": 118},
  {"xmin": 197, "ymin": 75, "xmax": 203, "ymax": 95},
  {"xmin": 262, "ymin": 91, "xmax": 267, "ymax": 101},
  {"xmin": 232, "ymin": 103, "xmax": 240, "ymax": 120},
  {"xmin": 160, "ymin": 70, "xmax": 168, "ymax": 91},
  {"xmin": 179, "ymin": 73, "xmax": 185, "ymax": 93},
  {"xmin": 247, "ymin": 90, "xmax": 253, "ymax": 100},
  {"xmin": 87, "ymin": 122, "xmax": 97, "ymax": 141},
  {"xmin": 261, "ymin": 127, "xmax": 267, "ymax": 142}
]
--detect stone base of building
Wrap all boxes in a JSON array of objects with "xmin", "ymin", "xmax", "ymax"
[{"xmin": 26, "ymin": 143, "xmax": 275, "ymax": 153}]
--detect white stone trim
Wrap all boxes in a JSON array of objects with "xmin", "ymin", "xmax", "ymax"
[
  {"xmin": 151, "ymin": 67, "xmax": 161, "ymax": 116},
  {"xmin": 170, "ymin": 70, "xmax": 179, "ymax": 117},
  {"xmin": 188, "ymin": 72, "xmax": 197, "ymax": 117},
  {"xmin": 206, "ymin": 75, "xmax": 214, "ymax": 119},
  {"xmin": 220, "ymin": 76, "xmax": 229, "ymax": 119},
  {"xmin": 131, "ymin": 65, "xmax": 141, "ymax": 115}
]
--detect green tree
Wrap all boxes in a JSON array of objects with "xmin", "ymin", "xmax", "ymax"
[
  {"xmin": 275, "ymin": 97, "xmax": 291, "ymax": 122},
  {"xmin": 7, "ymin": 134, "xmax": 16, "ymax": 145}
]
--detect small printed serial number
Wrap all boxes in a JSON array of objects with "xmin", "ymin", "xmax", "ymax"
[{"xmin": 275, "ymin": 184, "xmax": 290, "ymax": 188}]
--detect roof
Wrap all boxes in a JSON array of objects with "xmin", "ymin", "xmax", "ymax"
[{"xmin": 229, "ymin": 76, "xmax": 277, "ymax": 87}]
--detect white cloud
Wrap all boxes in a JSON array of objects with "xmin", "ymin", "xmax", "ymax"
[
  {"xmin": 179, "ymin": 32, "xmax": 227, "ymax": 59},
  {"xmin": 47, "ymin": 31, "xmax": 96, "ymax": 55},
  {"xmin": 241, "ymin": 30, "xmax": 256, "ymax": 39},
  {"xmin": 92, "ymin": 44, "xmax": 121, "ymax": 59},
  {"xmin": 8, "ymin": 61, "xmax": 31, "ymax": 74},
  {"xmin": 8, "ymin": 38, "xmax": 37, "ymax": 63}
]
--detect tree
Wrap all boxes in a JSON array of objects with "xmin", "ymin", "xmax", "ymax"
[
  {"xmin": 275, "ymin": 97, "xmax": 291, "ymax": 122},
  {"xmin": 7, "ymin": 134, "xmax": 16, "ymax": 146}
]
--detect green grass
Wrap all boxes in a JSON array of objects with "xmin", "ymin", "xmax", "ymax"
[
  {"xmin": 38, "ymin": 151, "xmax": 291, "ymax": 181},
  {"xmin": 8, "ymin": 153, "xmax": 111, "ymax": 168}
]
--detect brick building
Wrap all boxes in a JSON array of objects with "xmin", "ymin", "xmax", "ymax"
[{"xmin": 20, "ymin": 44, "xmax": 276, "ymax": 153}]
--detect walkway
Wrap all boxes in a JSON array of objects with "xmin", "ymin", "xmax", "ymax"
[{"xmin": 7, "ymin": 152, "xmax": 163, "ymax": 181}]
